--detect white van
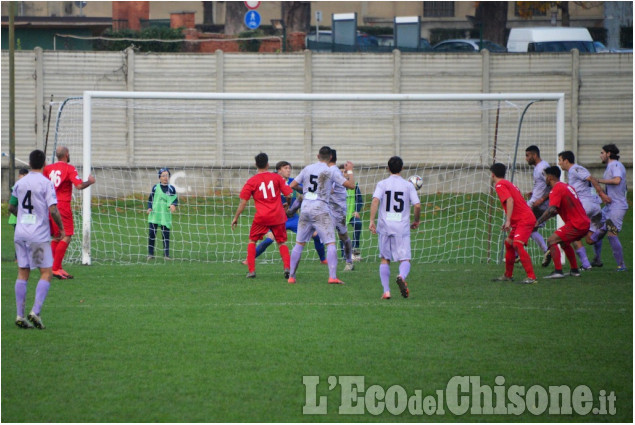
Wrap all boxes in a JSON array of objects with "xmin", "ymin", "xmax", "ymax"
[{"xmin": 507, "ymin": 27, "xmax": 596, "ymax": 53}]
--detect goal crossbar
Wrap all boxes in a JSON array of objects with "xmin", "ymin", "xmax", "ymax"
[{"xmin": 80, "ymin": 91, "xmax": 565, "ymax": 265}]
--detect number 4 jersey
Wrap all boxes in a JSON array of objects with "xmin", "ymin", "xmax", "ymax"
[
  {"xmin": 11, "ymin": 172, "xmax": 58, "ymax": 243},
  {"xmin": 240, "ymin": 172, "xmax": 292, "ymax": 226},
  {"xmin": 373, "ymin": 175, "xmax": 421, "ymax": 236}
]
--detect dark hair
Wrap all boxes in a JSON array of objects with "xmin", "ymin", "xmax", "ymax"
[
  {"xmin": 29, "ymin": 150, "xmax": 46, "ymax": 169},
  {"xmin": 330, "ymin": 149, "xmax": 337, "ymax": 163},
  {"xmin": 544, "ymin": 166, "xmax": 561, "ymax": 179},
  {"xmin": 558, "ymin": 151, "xmax": 575, "ymax": 164},
  {"xmin": 18, "ymin": 168, "xmax": 29, "ymax": 175},
  {"xmin": 387, "ymin": 156, "xmax": 403, "ymax": 174},
  {"xmin": 158, "ymin": 167, "xmax": 171, "ymax": 178},
  {"xmin": 525, "ymin": 145, "xmax": 540, "ymax": 156},
  {"xmin": 490, "ymin": 162, "xmax": 507, "ymax": 178},
  {"xmin": 276, "ymin": 160, "xmax": 290, "ymax": 171},
  {"xmin": 602, "ymin": 144, "xmax": 620, "ymax": 160},
  {"xmin": 318, "ymin": 146, "xmax": 332, "ymax": 161},
  {"xmin": 255, "ymin": 152, "xmax": 268, "ymax": 169}
]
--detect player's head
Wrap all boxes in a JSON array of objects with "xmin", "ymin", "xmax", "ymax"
[
  {"xmin": 489, "ymin": 162, "xmax": 506, "ymax": 179},
  {"xmin": 255, "ymin": 152, "xmax": 268, "ymax": 169},
  {"xmin": 276, "ymin": 160, "xmax": 290, "ymax": 171},
  {"xmin": 29, "ymin": 149, "xmax": 46, "ymax": 170},
  {"xmin": 276, "ymin": 160, "xmax": 291, "ymax": 178},
  {"xmin": 318, "ymin": 146, "xmax": 332, "ymax": 162},
  {"xmin": 557, "ymin": 151, "xmax": 575, "ymax": 171},
  {"xmin": 525, "ymin": 145, "xmax": 540, "ymax": 165},
  {"xmin": 330, "ymin": 149, "xmax": 337, "ymax": 164},
  {"xmin": 158, "ymin": 167, "xmax": 170, "ymax": 182},
  {"xmin": 543, "ymin": 165, "xmax": 561, "ymax": 186},
  {"xmin": 601, "ymin": 144, "xmax": 620, "ymax": 162},
  {"xmin": 56, "ymin": 145, "xmax": 70, "ymax": 161},
  {"xmin": 18, "ymin": 168, "xmax": 29, "ymax": 178},
  {"xmin": 387, "ymin": 156, "xmax": 403, "ymax": 174}
]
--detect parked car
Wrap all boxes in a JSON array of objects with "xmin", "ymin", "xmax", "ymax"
[
  {"xmin": 433, "ymin": 39, "xmax": 507, "ymax": 52},
  {"xmin": 594, "ymin": 41, "xmax": 610, "ymax": 53},
  {"xmin": 507, "ymin": 27, "xmax": 595, "ymax": 52}
]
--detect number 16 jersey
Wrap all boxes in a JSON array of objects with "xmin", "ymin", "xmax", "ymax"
[{"xmin": 373, "ymin": 175, "xmax": 420, "ymax": 237}]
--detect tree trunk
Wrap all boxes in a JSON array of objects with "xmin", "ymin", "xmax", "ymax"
[
  {"xmin": 225, "ymin": 1, "xmax": 245, "ymax": 35},
  {"xmin": 202, "ymin": 1, "xmax": 214, "ymax": 26},
  {"xmin": 475, "ymin": 1, "xmax": 508, "ymax": 47},
  {"xmin": 560, "ymin": 2, "xmax": 570, "ymax": 27},
  {"xmin": 281, "ymin": 1, "xmax": 311, "ymax": 33}
]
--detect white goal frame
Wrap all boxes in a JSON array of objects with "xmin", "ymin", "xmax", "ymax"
[{"xmin": 80, "ymin": 90, "xmax": 565, "ymax": 265}]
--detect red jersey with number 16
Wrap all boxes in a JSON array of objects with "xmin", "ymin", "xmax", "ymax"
[
  {"xmin": 548, "ymin": 182, "xmax": 591, "ymax": 230},
  {"xmin": 240, "ymin": 172, "xmax": 292, "ymax": 226},
  {"xmin": 494, "ymin": 179, "xmax": 536, "ymax": 226},
  {"xmin": 43, "ymin": 161, "xmax": 84, "ymax": 203}
]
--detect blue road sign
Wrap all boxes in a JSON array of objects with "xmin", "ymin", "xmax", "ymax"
[{"xmin": 245, "ymin": 10, "xmax": 261, "ymax": 30}]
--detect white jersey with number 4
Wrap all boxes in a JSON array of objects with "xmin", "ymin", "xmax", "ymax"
[
  {"xmin": 12, "ymin": 172, "xmax": 58, "ymax": 243},
  {"xmin": 373, "ymin": 174, "xmax": 420, "ymax": 237}
]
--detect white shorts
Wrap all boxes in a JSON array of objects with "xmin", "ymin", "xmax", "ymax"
[
  {"xmin": 15, "ymin": 240, "xmax": 53, "ymax": 269},
  {"xmin": 378, "ymin": 233, "xmax": 411, "ymax": 262}
]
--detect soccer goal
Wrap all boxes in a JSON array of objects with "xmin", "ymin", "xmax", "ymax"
[{"xmin": 51, "ymin": 91, "xmax": 564, "ymax": 265}]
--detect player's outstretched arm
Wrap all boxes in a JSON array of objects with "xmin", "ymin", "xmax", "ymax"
[
  {"xmin": 368, "ymin": 197, "xmax": 380, "ymax": 234},
  {"xmin": 78, "ymin": 174, "xmax": 96, "ymax": 190},
  {"xmin": 231, "ymin": 199, "xmax": 249, "ymax": 230},
  {"xmin": 534, "ymin": 205, "xmax": 557, "ymax": 231},
  {"xmin": 588, "ymin": 175, "xmax": 611, "ymax": 204}
]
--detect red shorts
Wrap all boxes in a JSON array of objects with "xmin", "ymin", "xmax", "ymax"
[
  {"xmin": 249, "ymin": 222, "xmax": 287, "ymax": 243},
  {"xmin": 50, "ymin": 202, "xmax": 74, "ymax": 237},
  {"xmin": 510, "ymin": 221, "xmax": 534, "ymax": 245},
  {"xmin": 555, "ymin": 223, "xmax": 589, "ymax": 244}
]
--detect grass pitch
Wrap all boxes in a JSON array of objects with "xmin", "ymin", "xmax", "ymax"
[{"xmin": 1, "ymin": 204, "xmax": 632, "ymax": 422}]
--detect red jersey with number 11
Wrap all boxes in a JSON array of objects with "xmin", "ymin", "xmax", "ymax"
[
  {"xmin": 43, "ymin": 161, "xmax": 84, "ymax": 203},
  {"xmin": 240, "ymin": 172, "xmax": 292, "ymax": 226},
  {"xmin": 548, "ymin": 182, "xmax": 591, "ymax": 230}
]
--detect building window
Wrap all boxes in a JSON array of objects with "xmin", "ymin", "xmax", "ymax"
[{"xmin": 423, "ymin": 2, "xmax": 454, "ymax": 18}]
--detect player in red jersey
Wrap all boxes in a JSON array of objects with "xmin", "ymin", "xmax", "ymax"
[
  {"xmin": 43, "ymin": 146, "xmax": 96, "ymax": 279},
  {"xmin": 231, "ymin": 152, "xmax": 293, "ymax": 279},
  {"xmin": 534, "ymin": 166, "xmax": 591, "ymax": 279},
  {"xmin": 490, "ymin": 163, "xmax": 537, "ymax": 284}
]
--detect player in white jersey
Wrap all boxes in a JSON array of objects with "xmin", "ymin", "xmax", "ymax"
[
  {"xmin": 586, "ymin": 144, "xmax": 628, "ymax": 271},
  {"xmin": 369, "ymin": 156, "xmax": 421, "ymax": 299},
  {"xmin": 524, "ymin": 145, "xmax": 551, "ymax": 266},
  {"xmin": 287, "ymin": 146, "xmax": 355, "ymax": 284},
  {"xmin": 558, "ymin": 151, "xmax": 602, "ymax": 270},
  {"xmin": 8, "ymin": 150, "xmax": 65, "ymax": 330},
  {"xmin": 327, "ymin": 150, "xmax": 355, "ymax": 271}
]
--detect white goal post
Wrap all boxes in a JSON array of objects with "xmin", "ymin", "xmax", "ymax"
[{"xmin": 66, "ymin": 91, "xmax": 564, "ymax": 265}]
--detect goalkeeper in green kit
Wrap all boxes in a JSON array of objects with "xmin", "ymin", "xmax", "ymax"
[{"xmin": 147, "ymin": 167, "xmax": 178, "ymax": 259}]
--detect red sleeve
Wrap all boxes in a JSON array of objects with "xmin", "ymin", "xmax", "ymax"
[
  {"xmin": 239, "ymin": 177, "xmax": 255, "ymax": 201},
  {"xmin": 279, "ymin": 174, "xmax": 292, "ymax": 196},
  {"xmin": 68, "ymin": 164, "xmax": 84, "ymax": 188},
  {"xmin": 548, "ymin": 185, "xmax": 561, "ymax": 209},
  {"xmin": 495, "ymin": 183, "xmax": 511, "ymax": 204}
]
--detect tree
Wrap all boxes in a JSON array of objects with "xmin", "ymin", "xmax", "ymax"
[
  {"xmin": 515, "ymin": 1, "xmax": 602, "ymax": 27},
  {"xmin": 474, "ymin": 2, "xmax": 508, "ymax": 46},
  {"xmin": 225, "ymin": 1, "xmax": 246, "ymax": 35},
  {"xmin": 202, "ymin": 1, "xmax": 214, "ymax": 27},
  {"xmin": 281, "ymin": 2, "xmax": 311, "ymax": 33}
]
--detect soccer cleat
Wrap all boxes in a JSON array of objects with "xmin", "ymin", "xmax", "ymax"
[
  {"xmin": 606, "ymin": 219, "xmax": 619, "ymax": 234},
  {"xmin": 541, "ymin": 250, "xmax": 552, "ymax": 268},
  {"xmin": 287, "ymin": 277, "xmax": 296, "ymax": 284},
  {"xmin": 396, "ymin": 276, "xmax": 409, "ymax": 298},
  {"xmin": 147, "ymin": 255, "xmax": 154, "ymax": 261},
  {"xmin": 491, "ymin": 275, "xmax": 514, "ymax": 282},
  {"xmin": 570, "ymin": 269, "xmax": 581, "ymax": 277},
  {"xmin": 381, "ymin": 292, "xmax": 391, "ymax": 299},
  {"xmin": 544, "ymin": 270, "xmax": 566, "ymax": 279},
  {"xmin": 580, "ymin": 265, "xmax": 592, "ymax": 271},
  {"xmin": 283, "ymin": 268, "xmax": 290, "ymax": 279},
  {"xmin": 514, "ymin": 255, "xmax": 521, "ymax": 264},
  {"xmin": 58, "ymin": 269, "xmax": 74, "ymax": 279},
  {"xmin": 591, "ymin": 259, "xmax": 603, "ymax": 268},
  {"xmin": 519, "ymin": 277, "xmax": 537, "ymax": 284},
  {"xmin": 163, "ymin": 256, "xmax": 172, "ymax": 261},
  {"xmin": 246, "ymin": 271, "xmax": 256, "ymax": 278},
  {"xmin": 15, "ymin": 316, "xmax": 34, "ymax": 329},
  {"xmin": 352, "ymin": 254, "xmax": 362, "ymax": 262},
  {"xmin": 27, "ymin": 312, "xmax": 45, "ymax": 329},
  {"xmin": 52, "ymin": 270, "xmax": 68, "ymax": 280},
  {"xmin": 327, "ymin": 278, "xmax": 345, "ymax": 285},
  {"xmin": 320, "ymin": 260, "xmax": 328, "ymax": 265},
  {"xmin": 617, "ymin": 266, "xmax": 628, "ymax": 272},
  {"xmin": 343, "ymin": 262, "xmax": 354, "ymax": 271}
]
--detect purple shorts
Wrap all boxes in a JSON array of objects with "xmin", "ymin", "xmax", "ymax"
[
  {"xmin": 581, "ymin": 199, "xmax": 602, "ymax": 233},
  {"xmin": 330, "ymin": 207, "xmax": 348, "ymax": 236},
  {"xmin": 297, "ymin": 210, "xmax": 336, "ymax": 245},
  {"xmin": 15, "ymin": 240, "xmax": 53, "ymax": 269},
  {"xmin": 601, "ymin": 205, "xmax": 627, "ymax": 232},
  {"xmin": 378, "ymin": 233, "xmax": 411, "ymax": 262}
]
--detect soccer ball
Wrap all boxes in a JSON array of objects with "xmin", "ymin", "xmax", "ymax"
[{"xmin": 408, "ymin": 175, "xmax": 423, "ymax": 190}]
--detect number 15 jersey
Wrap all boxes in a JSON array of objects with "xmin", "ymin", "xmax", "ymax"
[
  {"xmin": 373, "ymin": 175, "xmax": 421, "ymax": 237},
  {"xmin": 240, "ymin": 172, "xmax": 292, "ymax": 226}
]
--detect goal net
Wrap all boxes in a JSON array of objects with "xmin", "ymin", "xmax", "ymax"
[{"xmin": 51, "ymin": 92, "xmax": 564, "ymax": 265}]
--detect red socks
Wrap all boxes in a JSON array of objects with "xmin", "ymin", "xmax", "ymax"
[{"xmin": 53, "ymin": 240, "xmax": 69, "ymax": 271}]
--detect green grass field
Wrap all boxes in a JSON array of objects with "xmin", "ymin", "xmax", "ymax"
[{"xmin": 1, "ymin": 200, "xmax": 632, "ymax": 422}]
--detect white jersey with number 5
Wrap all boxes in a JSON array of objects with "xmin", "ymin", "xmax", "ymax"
[
  {"xmin": 294, "ymin": 162, "xmax": 347, "ymax": 215},
  {"xmin": 373, "ymin": 175, "xmax": 420, "ymax": 237}
]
